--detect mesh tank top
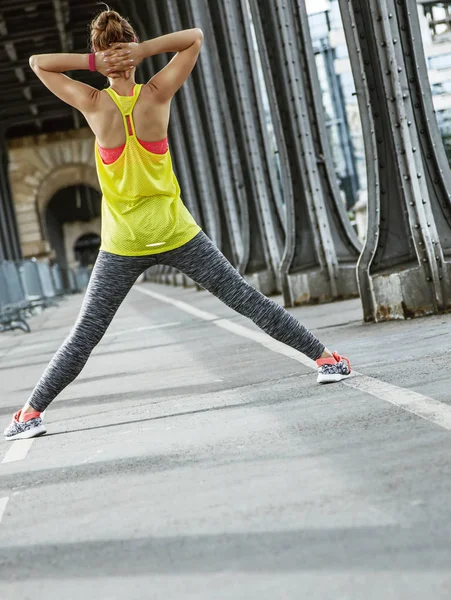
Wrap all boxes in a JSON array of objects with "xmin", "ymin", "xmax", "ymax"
[{"xmin": 95, "ymin": 84, "xmax": 201, "ymax": 256}]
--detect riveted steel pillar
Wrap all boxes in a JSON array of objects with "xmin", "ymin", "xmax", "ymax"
[
  {"xmin": 201, "ymin": 0, "xmax": 285, "ymax": 294},
  {"xmin": 156, "ymin": 0, "xmax": 223, "ymax": 249},
  {"xmin": 0, "ymin": 130, "xmax": 21, "ymax": 261},
  {"xmin": 248, "ymin": 0, "xmax": 361, "ymax": 306},
  {"xmin": 177, "ymin": 0, "xmax": 247, "ymax": 271},
  {"xmin": 339, "ymin": 0, "xmax": 451, "ymax": 321}
]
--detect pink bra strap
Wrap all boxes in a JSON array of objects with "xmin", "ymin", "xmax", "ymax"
[
  {"xmin": 97, "ymin": 137, "xmax": 169, "ymax": 165},
  {"xmin": 139, "ymin": 137, "xmax": 169, "ymax": 154}
]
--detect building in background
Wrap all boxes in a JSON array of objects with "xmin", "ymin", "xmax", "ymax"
[
  {"xmin": 308, "ymin": 2, "xmax": 362, "ymax": 212},
  {"xmin": 418, "ymin": 1, "xmax": 451, "ymax": 161}
]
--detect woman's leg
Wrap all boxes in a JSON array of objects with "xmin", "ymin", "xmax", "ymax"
[
  {"xmin": 24, "ymin": 251, "xmax": 153, "ymax": 414},
  {"xmin": 161, "ymin": 233, "xmax": 327, "ymax": 361}
]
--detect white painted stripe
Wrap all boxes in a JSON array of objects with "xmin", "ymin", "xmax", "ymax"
[
  {"xmin": 1, "ymin": 439, "xmax": 35, "ymax": 464},
  {"xmin": 134, "ymin": 287, "xmax": 218, "ymax": 321},
  {"xmin": 134, "ymin": 285, "xmax": 451, "ymax": 432},
  {"xmin": 344, "ymin": 375, "xmax": 451, "ymax": 430},
  {"xmin": 0, "ymin": 497, "xmax": 9, "ymax": 523},
  {"xmin": 103, "ymin": 321, "xmax": 181, "ymax": 340}
]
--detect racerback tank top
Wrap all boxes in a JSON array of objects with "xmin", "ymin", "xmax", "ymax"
[{"xmin": 95, "ymin": 84, "xmax": 201, "ymax": 256}]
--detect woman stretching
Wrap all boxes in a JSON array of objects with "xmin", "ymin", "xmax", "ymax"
[{"xmin": 4, "ymin": 9, "xmax": 351, "ymax": 440}]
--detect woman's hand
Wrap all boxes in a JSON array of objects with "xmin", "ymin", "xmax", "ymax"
[{"xmin": 101, "ymin": 43, "xmax": 143, "ymax": 77}]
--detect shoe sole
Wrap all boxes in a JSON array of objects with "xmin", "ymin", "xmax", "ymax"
[
  {"xmin": 5, "ymin": 425, "xmax": 47, "ymax": 441},
  {"xmin": 317, "ymin": 373, "xmax": 351, "ymax": 384}
]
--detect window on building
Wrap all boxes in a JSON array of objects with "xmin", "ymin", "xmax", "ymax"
[
  {"xmin": 435, "ymin": 109, "xmax": 451, "ymax": 161},
  {"xmin": 432, "ymin": 80, "xmax": 451, "ymax": 94},
  {"xmin": 334, "ymin": 44, "xmax": 349, "ymax": 59},
  {"xmin": 428, "ymin": 52, "xmax": 451, "ymax": 70},
  {"xmin": 328, "ymin": 0, "xmax": 342, "ymax": 30},
  {"xmin": 308, "ymin": 11, "xmax": 330, "ymax": 42},
  {"xmin": 423, "ymin": 2, "xmax": 451, "ymax": 38}
]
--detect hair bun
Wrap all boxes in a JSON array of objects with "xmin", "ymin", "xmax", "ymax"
[
  {"xmin": 94, "ymin": 10, "xmax": 123, "ymax": 31},
  {"xmin": 90, "ymin": 9, "xmax": 136, "ymax": 52}
]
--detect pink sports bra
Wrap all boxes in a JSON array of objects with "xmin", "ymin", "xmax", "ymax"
[
  {"xmin": 98, "ymin": 137, "xmax": 168, "ymax": 164},
  {"xmin": 97, "ymin": 85, "xmax": 169, "ymax": 164}
]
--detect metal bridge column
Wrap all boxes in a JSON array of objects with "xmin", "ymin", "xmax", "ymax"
[
  {"xmin": 178, "ymin": 0, "xmax": 248, "ymax": 271},
  {"xmin": 248, "ymin": 0, "xmax": 361, "ymax": 306},
  {"xmin": 0, "ymin": 130, "xmax": 21, "ymax": 261},
  {"xmin": 204, "ymin": 0, "xmax": 286, "ymax": 294},
  {"xmin": 156, "ymin": 0, "xmax": 223, "ymax": 250},
  {"xmin": 339, "ymin": 0, "xmax": 451, "ymax": 321}
]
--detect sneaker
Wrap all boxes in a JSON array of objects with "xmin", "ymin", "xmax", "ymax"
[
  {"xmin": 4, "ymin": 410, "xmax": 46, "ymax": 441},
  {"xmin": 316, "ymin": 352, "xmax": 351, "ymax": 384}
]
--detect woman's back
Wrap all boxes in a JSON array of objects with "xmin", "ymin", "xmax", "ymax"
[
  {"xmin": 86, "ymin": 84, "xmax": 171, "ymax": 149},
  {"xmin": 94, "ymin": 84, "xmax": 200, "ymax": 256}
]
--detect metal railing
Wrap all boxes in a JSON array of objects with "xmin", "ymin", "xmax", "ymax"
[{"xmin": 0, "ymin": 260, "xmax": 90, "ymax": 334}]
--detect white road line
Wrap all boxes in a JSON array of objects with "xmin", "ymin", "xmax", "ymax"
[
  {"xmin": 134, "ymin": 285, "xmax": 451, "ymax": 432},
  {"xmin": 103, "ymin": 321, "xmax": 181, "ymax": 339},
  {"xmin": 0, "ymin": 497, "xmax": 9, "ymax": 523},
  {"xmin": 344, "ymin": 375, "xmax": 451, "ymax": 430},
  {"xmin": 1, "ymin": 439, "xmax": 35, "ymax": 464},
  {"xmin": 135, "ymin": 287, "xmax": 218, "ymax": 321}
]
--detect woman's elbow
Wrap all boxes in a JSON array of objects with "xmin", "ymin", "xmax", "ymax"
[
  {"xmin": 194, "ymin": 28, "xmax": 204, "ymax": 42},
  {"xmin": 29, "ymin": 55, "xmax": 39, "ymax": 71}
]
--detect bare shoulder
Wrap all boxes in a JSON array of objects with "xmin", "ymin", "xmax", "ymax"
[
  {"xmin": 141, "ymin": 80, "xmax": 170, "ymax": 105},
  {"xmin": 134, "ymin": 83, "xmax": 170, "ymax": 139},
  {"xmin": 82, "ymin": 87, "xmax": 111, "ymax": 114},
  {"xmin": 141, "ymin": 81, "xmax": 160, "ymax": 98}
]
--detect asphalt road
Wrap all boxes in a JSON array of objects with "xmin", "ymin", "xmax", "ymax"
[{"xmin": 1, "ymin": 282, "xmax": 451, "ymax": 599}]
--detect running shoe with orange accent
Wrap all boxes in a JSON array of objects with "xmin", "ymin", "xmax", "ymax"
[
  {"xmin": 3, "ymin": 410, "xmax": 46, "ymax": 440},
  {"xmin": 316, "ymin": 352, "xmax": 351, "ymax": 384}
]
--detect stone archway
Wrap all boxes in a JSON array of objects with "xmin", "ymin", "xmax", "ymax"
[
  {"xmin": 8, "ymin": 128, "xmax": 100, "ymax": 258},
  {"xmin": 73, "ymin": 232, "xmax": 102, "ymax": 268},
  {"xmin": 45, "ymin": 184, "xmax": 102, "ymax": 268},
  {"xmin": 37, "ymin": 164, "xmax": 100, "ymax": 239}
]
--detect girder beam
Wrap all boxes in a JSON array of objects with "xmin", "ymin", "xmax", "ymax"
[
  {"xmin": 206, "ymin": 0, "xmax": 284, "ymax": 293},
  {"xmin": 157, "ymin": 0, "xmax": 222, "ymax": 249},
  {"xmin": 0, "ymin": 129, "xmax": 21, "ymax": 260},
  {"xmin": 182, "ymin": 0, "xmax": 246, "ymax": 269},
  {"xmin": 248, "ymin": 0, "xmax": 361, "ymax": 305},
  {"xmin": 339, "ymin": 0, "xmax": 451, "ymax": 321}
]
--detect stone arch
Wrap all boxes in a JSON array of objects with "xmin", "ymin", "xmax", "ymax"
[
  {"xmin": 36, "ymin": 164, "xmax": 100, "ymax": 240},
  {"xmin": 8, "ymin": 129, "xmax": 99, "ymax": 258},
  {"xmin": 64, "ymin": 219, "xmax": 102, "ymax": 268},
  {"xmin": 73, "ymin": 231, "xmax": 102, "ymax": 267}
]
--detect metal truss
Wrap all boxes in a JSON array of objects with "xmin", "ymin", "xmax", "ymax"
[
  {"xmin": 248, "ymin": 0, "xmax": 361, "ymax": 306},
  {"xmin": 0, "ymin": 129, "xmax": 21, "ymax": 260},
  {"xmin": 179, "ymin": 0, "xmax": 247, "ymax": 271},
  {"xmin": 202, "ymin": 0, "xmax": 285, "ymax": 294},
  {"xmin": 339, "ymin": 0, "xmax": 451, "ymax": 320}
]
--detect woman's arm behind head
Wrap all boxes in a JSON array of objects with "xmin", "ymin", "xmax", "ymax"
[
  {"xmin": 104, "ymin": 29, "xmax": 204, "ymax": 104},
  {"xmin": 29, "ymin": 52, "xmax": 129, "ymax": 114},
  {"xmin": 29, "ymin": 10, "xmax": 137, "ymax": 114}
]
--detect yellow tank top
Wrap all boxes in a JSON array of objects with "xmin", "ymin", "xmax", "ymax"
[{"xmin": 95, "ymin": 84, "xmax": 201, "ymax": 256}]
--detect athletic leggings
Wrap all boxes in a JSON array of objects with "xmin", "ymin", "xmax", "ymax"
[{"xmin": 28, "ymin": 232, "xmax": 324, "ymax": 412}]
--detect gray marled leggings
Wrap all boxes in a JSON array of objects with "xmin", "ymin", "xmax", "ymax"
[{"xmin": 29, "ymin": 232, "xmax": 324, "ymax": 412}]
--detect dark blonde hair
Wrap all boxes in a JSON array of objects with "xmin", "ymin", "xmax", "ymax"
[{"xmin": 90, "ymin": 7, "xmax": 136, "ymax": 52}]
